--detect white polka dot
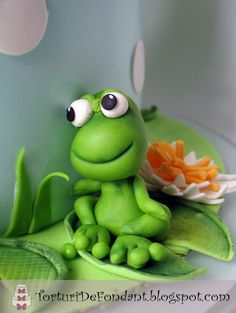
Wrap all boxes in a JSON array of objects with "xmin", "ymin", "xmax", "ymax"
[
  {"xmin": 0, "ymin": 0, "xmax": 48, "ymax": 56},
  {"xmin": 132, "ymin": 40, "xmax": 145, "ymax": 93}
]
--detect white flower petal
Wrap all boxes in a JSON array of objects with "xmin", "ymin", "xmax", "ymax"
[
  {"xmin": 162, "ymin": 185, "xmax": 183, "ymax": 196},
  {"xmin": 203, "ymin": 185, "xmax": 227, "ymax": 199},
  {"xmin": 173, "ymin": 173, "xmax": 186, "ymax": 188},
  {"xmin": 183, "ymin": 183, "xmax": 199, "ymax": 197},
  {"xmin": 184, "ymin": 151, "xmax": 197, "ymax": 165},
  {"xmin": 143, "ymin": 160, "xmax": 154, "ymax": 177},
  {"xmin": 198, "ymin": 181, "xmax": 211, "ymax": 189},
  {"xmin": 214, "ymin": 174, "xmax": 236, "ymax": 181},
  {"xmin": 199, "ymin": 198, "xmax": 225, "ymax": 205},
  {"xmin": 184, "ymin": 193, "xmax": 206, "ymax": 201},
  {"xmin": 151, "ymin": 173, "xmax": 171, "ymax": 186}
]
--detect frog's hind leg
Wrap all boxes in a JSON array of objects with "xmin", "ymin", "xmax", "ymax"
[
  {"xmin": 120, "ymin": 213, "xmax": 170, "ymax": 238},
  {"xmin": 74, "ymin": 195, "xmax": 97, "ymax": 225},
  {"xmin": 120, "ymin": 175, "xmax": 171, "ymax": 239}
]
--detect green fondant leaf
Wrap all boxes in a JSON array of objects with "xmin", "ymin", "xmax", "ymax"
[
  {"xmin": 141, "ymin": 105, "xmax": 158, "ymax": 121},
  {"xmin": 4, "ymin": 147, "xmax": 32, "ymax": 237},
  {"xmin": 28, "ymin": 172, "xmax": 69, "ymax": 234},
  {"xmin": 164, "ymin": 204, "xmax": 234, "ymax": 261},
  {"xmin": 0, "ymin": 238, "xmax": 68, "ymax": 279},
  {"xmin": 64, "ymin": 212, "xmax": 204, "ymax": 280}
]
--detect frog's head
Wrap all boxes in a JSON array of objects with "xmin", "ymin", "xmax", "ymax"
[{"xmin": 66, "ymin": 89, "xmax": 148, "ymax": 181}]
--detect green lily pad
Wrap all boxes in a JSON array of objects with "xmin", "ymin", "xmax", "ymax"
[
  {"xmin": 28, "ymin": 172, "xmax": 69, "ymax": 234},
  {"xmin": 4, "ymin": 147, "xmax": 32, "ymax": 237},
  {"xmin": 0, "ymin": 238, "xmax": 68, "ymax": 280},
  {"xmin": 64, "ymin": 212, "xmax": 205, "ymax": 281},
  {"xmin": 164, "ymin": 204, "xmax": 234, "ymax": 261}
]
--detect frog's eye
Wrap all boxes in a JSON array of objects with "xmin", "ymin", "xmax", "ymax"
[
  {"xmin": 101, "ymin": 92, "xmax": 129, "ymax": 118},
  {"xmin": 66, "ymin": 99, "xmax": 93, "ymax": 127}
]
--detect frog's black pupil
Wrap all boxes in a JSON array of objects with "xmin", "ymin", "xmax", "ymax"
[
  {"xmin": 66, "ymin": 107, "xmax": 75, "ymax": 122},
  {"xmin": 101, "ymin": 94, "xmax": 117, "ymax": 110}
]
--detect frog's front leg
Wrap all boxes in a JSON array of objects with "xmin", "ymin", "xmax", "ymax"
[
  {"xmin": 120, "ymin": 175, "xmax": 171, "ymax": 239},
  {"xmin": 73, "ymin": 179, "xmax": 111, "ymax": 259}
]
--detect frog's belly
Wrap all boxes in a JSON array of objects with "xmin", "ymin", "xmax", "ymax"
[{"xmin": 95, "ymin": 193, "xmax": 142, "ymax": 236}]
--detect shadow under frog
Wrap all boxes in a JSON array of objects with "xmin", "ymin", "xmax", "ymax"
[{"xmin": 66, "ymin": 89, "xmax": 171, "ymax": 269}]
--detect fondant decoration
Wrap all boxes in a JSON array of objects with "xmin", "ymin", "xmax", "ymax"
[
  {"xmin": 140, "ymin": 140, "xmax": 236, "ymax": 204},
  {"xmin": 100, "ymin": 92, "xmax": 129, "ymax": 118},
  {"xmin": 4, "ymin": 147, "xmax": 32, "ymax": 237},
  {"xmin": 132, "ymin": 40, "xmax": 145, "ymax": 93},
  {"xmin": 12, "ymin": 284, "xmax": 31, "ymax": 310},
  {"xmin": 141, "ymin": 105, "xmax": 158, "ymax": 121},
  {"xmin": 4, "ymin": 147, "xmax": 69, "ymax": 237},
  {"xmin": 0, "ymin": 0, "xmax": 48, "ymax": 55},
  {"xmin": 28, "ymin": 172, "xmax": 69, "ymax": 234},
  {"xmin": 67, "ymin": 89, "xmax": 171, "ymax": 269},
  {"xmin": 65, "ymin": 211, "xmax": 205, "ymax": 280},
  {"xmin": 67, "ymin": 99, "xmax": 93, "ymax": 127},
  {"xmin": 164, "ymin": 204, "xmax": 234, "ymax": 261},
  {"xmin": 60, "ymin": 243, "xmax": 77, "ymax": 260},
  {"xmin": 0, "ymin": 238, "xmax": 68, "ymax": 279}
]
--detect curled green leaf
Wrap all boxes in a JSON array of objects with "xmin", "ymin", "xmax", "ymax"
[
  {"xmin": 28, "ymin": 172, "xmax": 69, "ymax": 234},
  {"xmin": 4, "ymin": 147, "xmax": 32, "ymax": 237},
  {"xmin": 164, "ymin": 204, "xmax": 234, "ymax": 261}
]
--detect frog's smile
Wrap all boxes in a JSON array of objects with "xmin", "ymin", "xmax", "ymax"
[{"xmin": 72, "ymin": 141, "xmax": 134, "ymax": 165}]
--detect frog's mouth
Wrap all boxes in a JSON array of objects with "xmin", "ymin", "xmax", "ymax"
[{"xmin": 72, "ymin": 141, "xmax": 134, "ymax": 165}]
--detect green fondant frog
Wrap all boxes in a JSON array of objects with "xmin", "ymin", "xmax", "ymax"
[{"xmin": 66, "ymin": 89, "xmax": 171, "ymax": 268}]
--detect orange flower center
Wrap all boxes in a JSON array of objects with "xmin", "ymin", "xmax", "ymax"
[{"xmin": 146, "ymin": 140, "xmax": 219, "ymax": 191}]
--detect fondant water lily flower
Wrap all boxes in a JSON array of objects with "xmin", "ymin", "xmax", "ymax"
[{"xmin": 139, "ymin": 140, "xmax": 236, "ymax": 204}]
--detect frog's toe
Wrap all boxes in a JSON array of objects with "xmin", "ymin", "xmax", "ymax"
[
  {"xmin": 110, "ymin": 248, "xmax": 126, "ymax": 265},
  {"xmin": 110, "ymin": 235, "xmax": 152, "ymax": 268},
  {"xmin": 148, "ymin": 242, "xmax": 168, "ymax": 262},
  {"xmin": 74, "ymin": 234, "xmax": 90, "ymax": 250},
  {"xmin": 127, "ymin": 247, "xmax": 150, "ymax": 269},
  {"xmin": 73, "ymin": 224, "xmax": 111, "ymax": 258},
  {"xmin": 91, "ymin": 242, "xmax": 110, "ymax": 259}
]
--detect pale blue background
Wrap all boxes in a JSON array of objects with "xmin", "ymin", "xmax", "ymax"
[
  {"xmin": 141, "ymin": 0, "xmax": 236, "ymax": 145},
  {"xmin": 0, "ymin": 0, "xmax": 142, "ymax": 233}
]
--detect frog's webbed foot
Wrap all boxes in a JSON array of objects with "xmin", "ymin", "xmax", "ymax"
[
  {"xmin": 110, "ymin": 235, "xmax": 167, "ymax": 269},
  {"xmin": 73, "ymin": 224, "xmax": 111, "ymax": 259}
]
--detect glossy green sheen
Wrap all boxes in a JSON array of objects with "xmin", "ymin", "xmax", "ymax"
[
  {"xmin": 61, "ymin": 243, "xmax": 77, "ymax": 260},
  {"xmin": 65, "ymin": 212, "xmax": 205, "ymax": 280},
  {"xmin": 164, "ymin": 204, "xmax": 234, "ymax": 261},
  {"xmin": 4, "ymin": 147, "xmax": 32, "ymax": 237},
  {"xmin": 28, "ymin": 172, "xmax": 69, "ymax": 234},
  {"xmin": 70, "ymin": 90, "xmax": 171, "ymax": 268},
  {"xmin": 70, "ymin": 90, "xmax": 148, "ymax": 181}
]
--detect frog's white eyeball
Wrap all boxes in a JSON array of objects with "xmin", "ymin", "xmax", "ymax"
[
  {"xmin": 66, "ymin": 99, "xmax": 93, "ymax": 127},
  {"xmin": 101, "ymin": 92, "xmax": 129, "ymax": 118}
]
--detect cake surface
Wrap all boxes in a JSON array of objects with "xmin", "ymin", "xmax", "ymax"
[{"xmin": 1, "ymin": 112, "xmax": 231, "ymax": 281}]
